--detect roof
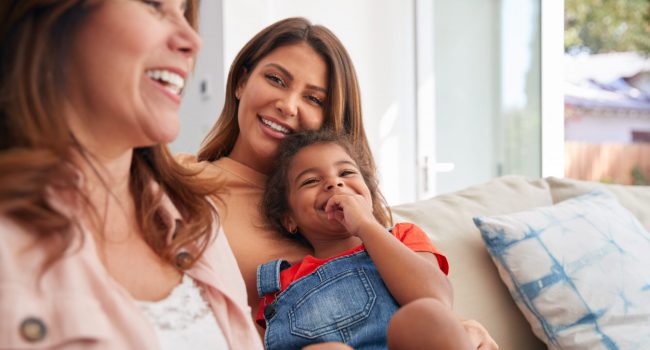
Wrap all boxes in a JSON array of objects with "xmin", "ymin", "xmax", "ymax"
[{"xmin": 565, "ymin": 52, "xmax": 650, "ymax": 116}]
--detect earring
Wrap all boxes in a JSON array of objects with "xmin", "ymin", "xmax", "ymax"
[{"xmin": 289, "ymin": 226, "xmax": 299, "ymax": 235}]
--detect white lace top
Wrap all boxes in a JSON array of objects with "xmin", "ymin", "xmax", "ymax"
[{"xmin": 137, "ymin": 274, "xmax": 229, "ymax": 350}]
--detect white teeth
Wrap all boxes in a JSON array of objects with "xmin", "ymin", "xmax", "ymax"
[
  {"xmin": 261, "ymin": 117, "xmax": 291, "ymax": 134},
  {"xmin": 146, "ymin": 69, "xmax": 185, "ymax": 95}
]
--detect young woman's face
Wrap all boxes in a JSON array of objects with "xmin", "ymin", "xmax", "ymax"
[
  {"xmin": 284, "ymin": 142, "xmax": 373, "ymax": 239},
  {"xmin": 230, "ymin": 43, "xmax": 328, "ymax": 174},
  {"xmin": 65, "ymin": 0, "xmax": 201, "ymax": 157}
]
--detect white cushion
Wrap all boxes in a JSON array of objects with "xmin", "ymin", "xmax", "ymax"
[{"xmin": 474, "ymin": 189, "xmax": 650, "ymax": 349}]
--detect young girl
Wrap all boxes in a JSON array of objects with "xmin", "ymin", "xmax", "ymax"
[{"xmin": 257, "ymin": 130, "xmax": 473, "ymax": 350}]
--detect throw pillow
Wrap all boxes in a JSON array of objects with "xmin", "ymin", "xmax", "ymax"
[{"xmin": 474, "ymin": 189, "xmax": 650, "ymax": 349}]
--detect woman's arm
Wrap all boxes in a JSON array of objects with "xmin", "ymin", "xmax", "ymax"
[{"xmin": 325, "ymin": 194, "xmax": 452, "ymax": 307}]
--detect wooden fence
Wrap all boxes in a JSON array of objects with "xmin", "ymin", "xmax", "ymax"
[{"xmin": 565, "ymin": 142, "xmax": 650, "ymax": 185}]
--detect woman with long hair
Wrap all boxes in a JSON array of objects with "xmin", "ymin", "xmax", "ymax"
[
  {"xmin": 180, "ymin": 17, "xmax": 497, "ymax": 349},
  {"xmin": 0, "ymin": 1, "xmax": 261, "ymax": 348}
]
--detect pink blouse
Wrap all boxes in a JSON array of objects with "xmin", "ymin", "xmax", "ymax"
[{"xmin": 0, "ymin": 189, "xmax": 263, "ymax": 349}]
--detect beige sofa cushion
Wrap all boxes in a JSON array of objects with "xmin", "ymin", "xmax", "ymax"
[
  {"xmin": 546, "ymin": 176, "xmax": 650, "ymax": 231},
  {"xmin": 391, "ymin": 176, "xmax": 550, "ymax": 350}
]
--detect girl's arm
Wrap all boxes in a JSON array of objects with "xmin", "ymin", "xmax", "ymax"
[{"xmin": 325, "ymin": 194, "xmax": 453, "ymax": 307}]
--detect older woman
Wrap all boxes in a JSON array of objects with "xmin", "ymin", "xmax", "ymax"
[{"xmin": 0, "ymin": 1, "xmax": 261, "ymax": 348}]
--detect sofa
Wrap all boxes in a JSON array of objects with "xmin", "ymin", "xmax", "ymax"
[{"xmin": 390, "ymin": 176, "xmax": 650, "ymax": 350}]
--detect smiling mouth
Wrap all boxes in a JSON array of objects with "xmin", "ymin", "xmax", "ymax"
[
  {"xmin": 260, "ymin": 117, "xmax": 292, "ymax": 134},
  {"xmin": 146, "ymin": 69, "xmax": 185, "ymax": 96}
]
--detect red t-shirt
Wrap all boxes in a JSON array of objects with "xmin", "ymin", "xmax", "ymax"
[{"xmin": 255, "ymin": 222, "xmax": 448, "ymax": 327}]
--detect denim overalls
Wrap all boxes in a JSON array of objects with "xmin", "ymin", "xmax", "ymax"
[{"xmin": 257, "ymin": 250, "xmax": 399, "ymax": 350}]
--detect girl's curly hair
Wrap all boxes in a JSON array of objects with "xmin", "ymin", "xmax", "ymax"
[{"xmin": 261, "ymin": 129, "xmax": 391, "ymax": 246}]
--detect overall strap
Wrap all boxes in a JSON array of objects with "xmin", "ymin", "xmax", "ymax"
[{"xmin": 256, "ymin": 259, "xmax": 291, "ymax": 297}]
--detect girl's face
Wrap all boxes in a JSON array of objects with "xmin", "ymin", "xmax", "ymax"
[
  {"xmin": 65, "ymin": 0, "xmax": 201, "ymax": 158},
  {"xmin": 230, "ymin": 43, "xmax": 328, "ymax": 174},
  {"xmin": 283, "ymin": 142, "xmax": 373, "ymax": 239}
]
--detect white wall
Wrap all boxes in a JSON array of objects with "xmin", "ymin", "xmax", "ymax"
[
  {"xmin": 172, "ymin": 0, "xmax": 225, "ymax": 154},
  {"xmin": 566, "ymin": 116, "xmax": 650, "ymax": 143},
  {"xmin": 222, "ymin": 0, "xmax": 418, "ymax": 205}
]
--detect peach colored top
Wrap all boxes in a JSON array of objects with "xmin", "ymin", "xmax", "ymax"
[
  {"xmin": 177, "ymin": 155, "xmax": 311, "ymax": 314},
  {"xmin": 0, "ymin": 187, "xmax": 262, "ymax": 350}
]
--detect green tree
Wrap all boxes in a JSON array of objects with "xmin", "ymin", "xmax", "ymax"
[
  {"xmin": 565, "ymin": 0, "xmax": 650, "ymax": 54},
  {"xmin": 631, "ymin": 165, "xmax": 649, "ymax": 185}
]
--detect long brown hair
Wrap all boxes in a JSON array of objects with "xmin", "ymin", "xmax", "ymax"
[
  {"xmin": 197, "ymin": 16, "xmax": 384, "ymax": 219},
  {"xmin": 263, "ymin": 130, "xmax": 391, "ymax": 247},
  {"xmin": 0, "ymin": 0, "xmax": 213, "ymax": 269}
]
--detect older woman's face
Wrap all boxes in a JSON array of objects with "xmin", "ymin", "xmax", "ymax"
[
  {"xmin": 65, "ymin": 0, "xmax": 201, "ymax": 157},
  {"xmin": 229, "ymin": 43, "xmax": 328, "ymax": 174}
]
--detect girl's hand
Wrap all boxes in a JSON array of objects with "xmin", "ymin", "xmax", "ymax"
[{"xmin": 324, "ymin": 193, "xmax": 377, "ymax": 236}]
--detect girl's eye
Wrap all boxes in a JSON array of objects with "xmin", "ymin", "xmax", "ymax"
[
  {"xmin": 265, "ymin": 73, "xmax": 286, "ymax": 87},
  {"xmin": 300, "ymin": 178, "xmax": 319, "ymax": 187},
  {"xmin": 340, "ymin": 170, "xmax": 357, "ymax": 177}
]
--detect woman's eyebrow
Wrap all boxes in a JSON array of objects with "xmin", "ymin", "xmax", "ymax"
[
  {"xmin": 264, "ymin": 63, "xmax": 293, "ymax": 81},
  {"xmin": 308, "ymin": 84, "xmax": 327, "ymax": 94},
  {"xmin": 263, "ymin": 63, "xmax": 327, "ymax": 93}
]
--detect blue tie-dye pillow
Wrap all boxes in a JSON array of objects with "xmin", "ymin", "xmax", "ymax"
[{"xmin": 474, "ymin": 188, "xmax": 650, "ymax": 350}]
